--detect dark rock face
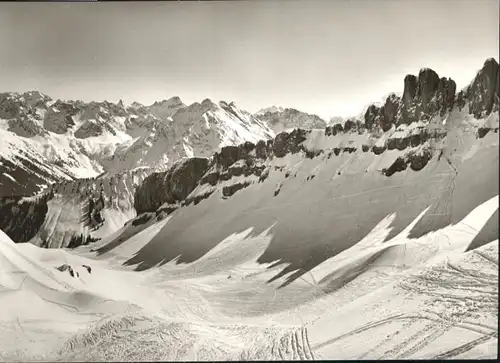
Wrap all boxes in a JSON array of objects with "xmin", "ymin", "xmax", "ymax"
[
  {"xmin": 273, "ymin": 129, "xmax": 310, "ymax": 157},
  {"xmin": 466, "ymin": 58, "xmax": 500, "ymax": 118},
  {"xmin": 363, "ymin": 93, "xmax": 401, "ymax": 132},
  {"xmin": 131, "ymin": 213, "xmax": 153, "ymax": 227},
  {"xmin": 200, "ymin": 171, "xmax": 220, "ymax": 186},
  {"xmin": 75, "ymin": 120, "xmax": 116, "ymax": 139},
  {"xmin": 436, "ymin": 77, "xmax": 457, "ymax": 116},
  {"xmin": 360, "ymin": 60, "xmax": 500, "ymax": 130},
  {"xmin": 400, "ymin": 69, "xmax": 457, "ymax": 124},
  {"xmin": 222, "ymin": 181, "xmax": 251, "ymax": 197},
  {"xmin": 383, "ymin": 157, "xmax": 408, "ymax": 177},
  {"xmin": 456, "ymin": 90, "xmax": 466, "ymax": 111},
  {"xmin": 215, "ymin": 146, "xmax": 241, "ymax": 168},
  {"xmin": 0, "ymin": 155, "xmax": 64, "ymax": 197},
  {"xmin": 477, "ymin": 127, "xmax": 499, "ymax": 139},
  {"xmin": 386, "ymin": 128, "xmax": 446, "ymax": 152},
  {"xmin": 7, "ymin": 118, "xmax": 46, "ymax": 138},
  {"xmin": 67, "ymin": 234, "xmax": 100, "ymax": 249},
  {"xmin": 185, "ymin": 191, "xmax": 215, "ymax": 206},
  {"xmin": 343, "ymin": 120, "xmax": 356, "ymax": 132},
  {"xmin": 381, "ymin": 93, "xmax": 401, "ymax": 131},
  {"xmin": 418, "ymin": 68, "xmax": 441, "ymax": 110},
  {"xmin": 0, "ymin": 192, "xmax": 52, "ymax": 242},
  {"xmin": 408, "ymin": 149, "xmax": 433, "ymax": 171},
  {"xmin": 382, "ymin": 148, "xmax": 434, "ymax": 177},
  {"xmin": 372, "ymin": 145, "xmax": 386, "ymax": 155},
  {"xmin": 324, "ymin": 123, "xmax": 344, "ymax": 136},
  {"xmin": 364, "ymin": 104, "xmax": 381, "ymax": 131},
  {"xmin": 81, "ymin": 195, "xmax": 106, "ymax": 230},
  {"xmin": 134, "ymin": 157, "xmax": 210, "ymax": 214},
  {"xmin": 56, "ymin": 264, "xmax": 75, "ymax": 277},
  {"xmin": 43, "ymin": 101, "xmax": 78, "ymax": 134},
  {"xmin": 255, "ymin": 140, "xmax": 270, "ymax": 159}
]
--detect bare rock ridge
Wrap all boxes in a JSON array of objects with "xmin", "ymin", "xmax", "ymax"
[
  {"xmin": 134, "ymin": 157, "xmax": 210, "ymax": 214},
  {"xmin": 360, "ymin": 58, "xmax": 499, "ymax": 132},
  {"xmin": 0, "ymin": 168, "xmax": 148, "ymax": 247},
  {"xmin": 130, "ymin": 58, "xmax": 499, "ymax": 221},
  {"xmin": 466, "ymin": 57, "xmax": 500, "ymax": 117},
  {"xmin": 0, "ymin": 58, "xmax": 498, "ymax": 253}
]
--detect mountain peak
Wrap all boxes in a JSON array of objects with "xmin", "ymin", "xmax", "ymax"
[
  {"xmin": 201, "ymin": 98, "xmax": 215, "ymax": 106},
  {"xmin": 219, "ymin": 100, "xmax": 237, "ymax": 108},
  {"xmin": 255, "ymin": 106, "xmax": 285, "ymax": 115},
  {"xmin": 152, "ymin": 96, "xmax": 183, "ymax": 107}
]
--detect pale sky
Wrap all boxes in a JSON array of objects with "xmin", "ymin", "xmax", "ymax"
[{"xmin": 0, "ymin": 0, "xmax": 498, "ymax": 120}]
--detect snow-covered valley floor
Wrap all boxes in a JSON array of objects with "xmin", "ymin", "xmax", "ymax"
[{"xmin": 0, "ymin": 196, "xmax": 498, "ymax": 361}]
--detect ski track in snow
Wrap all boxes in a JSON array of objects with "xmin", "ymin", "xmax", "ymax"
[{"xmin": 0, "ymin": 192, "xmax": 498, "ymax": 361}]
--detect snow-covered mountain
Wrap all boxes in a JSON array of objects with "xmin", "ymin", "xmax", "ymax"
[
  {"xmin": 0, "ymin": 94, "xmax": 275, "ymax": 197},
  {"xmin": 0, "ymin": 58, "xmax": 498, "ymax": 361},
  {"xmin": 1, "ymin": 58, "xmax": 498, "ymax": 253},
  {"xmin": 254, "ymin": 105, "xmax": 285, "ymax": 115},
  {"xmin": 254, "ymin": 107, "xmax": 327, "ymax": 133}
]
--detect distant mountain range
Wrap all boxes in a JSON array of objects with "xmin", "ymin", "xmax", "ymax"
[{"xmin": 0, "ymin": 92, "xmax": 335, "ymax": 197}]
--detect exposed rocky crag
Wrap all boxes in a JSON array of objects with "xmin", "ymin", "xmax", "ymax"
[
  {"xmin": 134, "ymin": 157, "xmax": 210, "ymax": 214},
  {"xmin": 360, "ymin": 58, "xmax": 499, "ymax": 133},
  {"xmin": 127, "ymin": 58, "xmax": 499, "ymax": 226},
  {"xmin": 0, "ymin": 168, "xmax": 149, "ymax": 247},
  {"xmin": 1, "ymin": 58, "xmax": 498, "ymax": 254}
]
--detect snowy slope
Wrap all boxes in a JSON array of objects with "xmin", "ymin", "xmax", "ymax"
[
  {"xmin": 0, "ymin": 57, "xmax": 498, "ymax": 361},
  {"xmin": 0, "ymin": 197, "xmax": 497, "ymax": 360}
]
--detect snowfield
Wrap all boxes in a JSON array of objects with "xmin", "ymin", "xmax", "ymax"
[
  {"xmin": 1, "ymin": 58, "xmax": 499, "ymax": 361},
  {"xmin": 0, "ymin": 193, "xmax": 497, "ymax": 361}
]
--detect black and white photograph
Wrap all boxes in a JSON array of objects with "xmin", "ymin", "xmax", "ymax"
[{"xmin": 0, "ymin": 0, "xmax": 498, "ymax": 360}]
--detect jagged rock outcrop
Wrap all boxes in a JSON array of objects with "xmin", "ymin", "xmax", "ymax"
[
  {"xmin": 400, "ymin": 68, "xmax": 452, "ymax": 124},
  {"xmin": 466, "ymin": 58, "xmax": 500, "ymax": 118},
  {"xmin": 0, "ymin": 192, "xmax": 53, "ymax": 242},
  {"xmin": 382, "ymin": 148, "xmax": 433, "ymax": 177},
  {"xmin": 43, "ymin": 101, "xmax": 78, "ymax": 134},
  {"xmin": 364, "ymin": 93, "xmax": 401, "ymax": 132},
  {"xmin": 75, "ymin": 119, "xmax": 116, "ymax": 138},
  {"xmin": 7, "ymin": 118, "xmax": 46, "ymax": 138},
  {"xmin": 3, "ymin": 58, "xmax": 499, "ymax": 252},
  {"xmin": 363, "ymin": 68, "xmax": 457, "ymax": 130},
  {"xmin": 273, "ymin": 129, "xmax": 310, "ymax": 157},
  {"xmin": 361, "ymin": 60, "xmax": 499, "ymax": 131},
  {"xmin": 134, "ymin": 157, "xmax": 210, "ymax": 214}
]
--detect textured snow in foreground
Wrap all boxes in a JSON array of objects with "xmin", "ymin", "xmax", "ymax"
[{"xmin": 0, "ymin": 195, "xmax": 498, "ymax": 361}]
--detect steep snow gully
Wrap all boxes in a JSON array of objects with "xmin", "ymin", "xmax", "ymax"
[{"xmin": 0, "ymin": 58, "xmax": 498, "ymax": 360}]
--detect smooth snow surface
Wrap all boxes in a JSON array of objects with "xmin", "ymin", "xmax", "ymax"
[{"xmin": 0, "ymin": 194, "xmax": 497, "ymax": 361}]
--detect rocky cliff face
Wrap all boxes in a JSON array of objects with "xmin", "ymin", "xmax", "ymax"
[
  {"xmin": 465, "ymin": 58, "xmax": 500, "ymax": 118},
  {"xmin": 124, "ymin": 97, "xmax": 498, "ymax": 284},
  {"xmin": 130, "ymin": 58, "xmax": 499, "ymax": 225},
  {"xmin": 0, "ymin": 168, "xmax": 150, "ymax": 247},
  {"xmin": 2, "ymin": 58, "xmax": 498, "ymax": 253},
  {"xmin": 361, "ymin": 58, "xmax": 499, "ymax": 133},
  {"xmin": 134, "ymin": 157, "xmax": 210, "ymax": 214}
]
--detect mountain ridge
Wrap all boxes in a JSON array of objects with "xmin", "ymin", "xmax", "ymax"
[{"xmin": 0, "ymin": 57, "xmax": 498, "ymax": 251}]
